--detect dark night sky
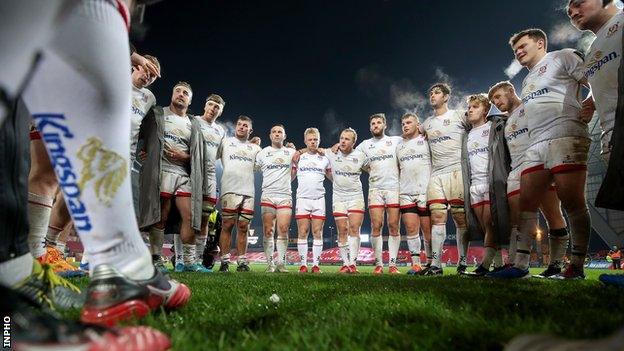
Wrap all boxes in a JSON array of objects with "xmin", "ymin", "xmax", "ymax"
[{"xmin": 135, "ymin": 0, "xmax": 584, "ymax": 237}]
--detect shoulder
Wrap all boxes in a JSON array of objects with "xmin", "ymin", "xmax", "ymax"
[{"xmin": 552, "ymin": 48, "xmax": 584, "ymax": 62}]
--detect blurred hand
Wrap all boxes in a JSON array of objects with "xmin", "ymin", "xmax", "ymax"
[
  {"xmin": 131, "ymin": 52, "xmax": 161, "ymax": 78},
  {"xmin": 579, "ymin": 96, "xmax": 595, "ymax": 124}
]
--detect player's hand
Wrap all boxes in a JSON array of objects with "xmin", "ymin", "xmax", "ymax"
[
  {"xmin": 250, "ymin": 136, "xmax": 261, "ymax": 145},
  {"xmin": 138, "ymin": 150, "xmax": 148, "ymax": 162},
  {"xmin": 579, "ymin": 96, "xmax": 595, "ymax": 124},
  {"xmin": 131, "ymin": 52, "xmax": 161, "ymax": 78},
  {"xmin": 330, "ymin": 143, "xmax": 339, "ymax": 154},
  {"xmin": 317, "ymin": 147, "xmax": 326, "ymax": 156},
  {"xmin": 285, "ymin": 142, "xmax": 296, "ymax": 149},
  {"xmin": 165, "ymin": 145, "xmax": 189, "ymax": 164}
]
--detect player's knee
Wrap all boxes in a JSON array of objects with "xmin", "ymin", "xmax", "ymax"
[
  {"xmin": 388, "ymin": 222, "xmax": 399, "ymax": 235},
  {"xmin": 404, "ymin": 222, "xmax": 418, "ymax": 234},
  {"xmin": 429, "ymin": 204, "xmax": 447, "ymax": 224}
]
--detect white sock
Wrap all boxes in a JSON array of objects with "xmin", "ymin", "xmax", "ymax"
[
  {"xmin": 312, "ymin": 239, "xmax": 323, "ymax": 266},
  {"xmin": 46, "ymin": 225, "xmax": 62, "ymax": 246},
  {"xmin": 183, "ymin": 244, "xmax": 196, "ymax": 266},
  {"xmin": 276, "ymin": 238, "xmax": 288, "ymax": 265},
  {"xmin": 456, "ymin": 228, "xmax": 469, "ymax": 266},
  {"xmin": 348, "ymin": 236, "xmax": 360, "ymax": 266},
  {"xmin": 23, "ymin": 5, "xmax": 153, "ymax": 281},
  {"xmin": 264, "ymin": 236, "xmax": 275, "ymax": 265},
  {"xmin": 27, "ymin": 193, "xmax": 53, "ymax": 258},
  {"xmin": 148, "ymin": 227, "xmax": 164, "ymax": 256},
  {"xmin": 297, "ymin": 239, "xmax": 308, "ymax": 266},
  {"xmin": 515, "ymin": 212, "xmax": 536, "ymax": 270},
  {"xmin": 80, "ymin": 252, "xmax": 89, "ymax": 265},
  {"xmin": 388, "ymin": 235, "xmax": 401, "ymax": 267},
  {"xmin": 424, "ymin": 239, "xmax": 432, "ymax": 265},
  {"xmin": 237, "ymin": 255, "xmax": 248, "ymax": 265},
  {"xmin": 481, "ymin": 247, "xmax": 496, "ymax": 269},
  {"xmin": 508, "ymin": 226, "xmax": 519, "ymax": 264},
  {"xmin": 173, "ymin": 234, "xmax": 183, "ymax": 266},
  {"xmin": 371, "ymin": 235, "xmax": 383, "ymax": 267},
  {"xmin": 431, "ymin": 224, "xmax": 446, "ymax": 268},
  {"xmin": 407, "ymin": 234, "xmax": 421, "ymax": 265},
  {"xmin": 195, "ymin": 234, "xmax": 208, "ymax": 263},
  {"xmin": 339, "ymin": 243, "xmax": 349, "ymax": 266},
  {"xmin": 0, "ymin": 254, "xmax": 33, "ymax": 287}
]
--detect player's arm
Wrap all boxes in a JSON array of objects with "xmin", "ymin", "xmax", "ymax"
[
  {"xmin": 131, "ymin": 51, "xmax": 160, "ymax": 78},
  {"xmin": 325, "ymin": 167, "xmax": 333, "ymax": 182},
  {"xmin": 165, "ymin": 145, "xmax": 190, "ymax": 164},
  {"xmin": 291, "ymin": 152, "xmax": 299, "ymax": 181},
  {"xmin": 580, "ymin": 92, "xmax": 595, "ymax": 124}
]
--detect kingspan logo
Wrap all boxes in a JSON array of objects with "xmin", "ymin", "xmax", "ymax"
[
  {"xmin": 369, "ymin": 154, "xmax": 393, "ymax": 162},
  {"xmin": 32, "ymin": 114, "xmax": 92, "ymax": 232},
  {"xmin": 521, "ymin": 88, "xmax": 549, "ymax": 103},
  {"xmin": 429, "ymin": 136, "xmax": 452, "ymax": 144},
  {"xmin": 506, "ymin": 127, "xmax": 529, "ymax": 141},
  {"xmin": 585, "ymin": 51, "xmax": 618, "ymax": 78}
]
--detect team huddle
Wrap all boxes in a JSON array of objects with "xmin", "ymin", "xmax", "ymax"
[{"xmin": 34, "ymin": 23, "xmax": 621, "ymax": 281}]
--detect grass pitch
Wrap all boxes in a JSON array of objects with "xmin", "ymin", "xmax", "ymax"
[{"xmin": 71, "ymin": 265, "xmax": 624, "ymax": 350}]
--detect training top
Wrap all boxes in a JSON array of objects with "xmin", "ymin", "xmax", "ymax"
[
  {"xmin": 467, "ymin": 121, "xmax": 491, "ymax": 185},
  {"xmin": 397, "ymin": 134, "xmax": 431, "ymax": 195},
  {"xmin": 161, "ymin": 106, "xmax": 192, "ymax": 176},
  {"xmin": 355, "ymin": 135, "xmax": 402, "ymax": 191},
  {"xmin": 295, "ymin": 152, "xmax": 330, "ymax": 200},
  {"xmin": 256, "ymin": 145, "xmax": 296, "ymax": 198},
  {"xmin": 504, "ymin": 104, "xmax": 529, "ymax": 169},
  {"xmin": 325, "ymin": 149, "xmax": 368, "ymax": 200},
  {"xmin": 422, "ymin": 109, "xmax": 468, "ymax": 176},
  {"xmin": 197, "ymin": 117, "xmax": 227, "ymax": 182},
  {"xmin": 130, "ymin": 86, "xmax": 156, "ymax": 160},
  {"xmin": 585, "ymin": 11, "xmax": 624, "ymax": 155},
  {"xmin": 520, "ymin": 49, "xmax": 589, "ymax": 143},
  {"xmin": 219, "ymin": 137, "xmax": 261, "ymax": 197}
]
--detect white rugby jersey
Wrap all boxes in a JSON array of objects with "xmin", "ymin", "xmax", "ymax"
[
  {"xmin": 422, "ymin": 109, "xmax": 468, "ymax": 176},
  {"xmin": 220, "ymin": 137, "xmax": 261, "ymax": 197},
  {"xmin": 197, "ymin": 117, "xmax": 227, "ymax": 181},
  {"xmin": 467, "ymin": 122, "xmax": 491, "ymax": 185},
  {"xmin": 162, "ymin": 107, "xmax": 192, "ymax": 176},
  {"xmin": 355, "ymin": 135, "xmax": 402, "ymax": 191},
  {"xmin": 130, "ymin": 86, "xmax": 156, "ymax": 160},
  {"xmin": 585, "ymin": 11, "xmax": 623, "ymax": 155},
  {"xmin": 295, "ymin": 152, "xmax": 330, "ymax": 200},
  {"xmin": 397, "ymin": 134, "xmax": 431, "ymax": 196},
  {"xmin": 325, "ymin": 149, "xmax": 367, "ymax": 199},
  {"xmin": 504, "ymin": 104, "xmax": 529, "ymax": 169},
  {"xmin": 520, "ymin": 49, "xmax": 589, "ymax": 143},
  {"xmin": 256, "ymin": 146, "xmax": 296, "ymax": 198}
]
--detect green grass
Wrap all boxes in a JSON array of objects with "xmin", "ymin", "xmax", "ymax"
[{"xmin": 70, "ymin": 266, "xmax": 624, "ymax": 350}]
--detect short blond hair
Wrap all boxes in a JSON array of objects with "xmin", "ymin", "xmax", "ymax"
[
  {"xmin": 341, "ymin": 127, "xmax": 358, "ymax": 143},
  {"xmin": 304, "ymin": 127, "xmax": 320, "ymax": 139},
  {"xmin": 487, "ymin": 81, "xmax": 515, "ymax": 100},
  {"xmin": 467, "ymin": 93, "xmax": 491, "ymax": 114},
  {"xmin": 369, "ymin": 113, "xmax": 386, "ymax": 123},
  {"xmin": 401, "ymin": 112, "xmax": 419, "ymax": 121}
]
